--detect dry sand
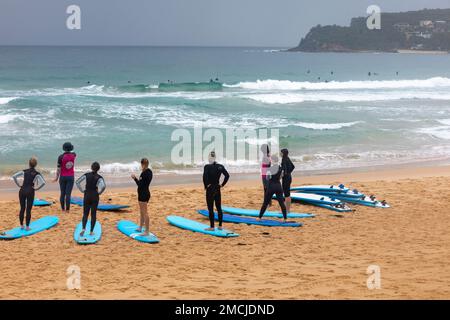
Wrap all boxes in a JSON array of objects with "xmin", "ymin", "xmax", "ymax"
[{"xmin": 0, "ymin": 165, "xmax": 449, "ymax": 299}]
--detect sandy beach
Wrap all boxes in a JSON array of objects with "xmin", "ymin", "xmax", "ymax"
[{"xmin": 0, "ymin": 164, "xmax": 449, "ymax": 299}]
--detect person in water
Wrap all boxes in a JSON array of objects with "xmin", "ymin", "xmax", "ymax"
[
  {"xmin": 259, "ymin": 155, "xmax": 287, "ymax": 222},
  {"xmin": 76, "ymin": 162, "xmax": 106, "ymax": 237},
  {"xmin": 260, "ymin": 144, "xmax": 272, "ymax": 206},
  {"xmin": 280, "ymin": 148, "xmax": 295, "ymax": 213},
  {"xmin": 203, "ymin": 151, "xmax": 229, "ymax": 231},
  {"xmin": 12, "ymin": 157, "xmax": 46, "ymax": 230},
  {"xmin": 131, "ymin": 158, "xmax": 153, "ymax": 236},
  {"xmin": 54, "ymin": 142, "xmax": 76, "ymax": 213}
]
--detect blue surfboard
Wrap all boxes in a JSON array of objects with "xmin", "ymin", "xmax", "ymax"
[
  {"xmin": 74, "ymin": 220, "xmax": 102, "ymax": 244},
  {"xmin": 289, "ymin": 193, "xmax": 343, "ymax": 205},
  {"xmin": 166, "ymin": 215, "xmax": 239, "ymax": 238},
  {"xmin": 291, "ymin": 184, "xmax": 349, "ymax": 193},
  {"xmin": 222, "ymin": 206, "xmax": 315, "ymax": 219},
  {"xmin": 71, "ymin": 196, "xmax": 130, "ymax": 211},
  {"xmin": 117, "ymin": 220, "xmax": 159, "ymax": 243},
  {"xmin": 197, "ymin": 210, "xmax": 302, "ymax": 227},
  {"xmin": 298, "ymin": 190, "xmax": 365, "ymax": 199},
  {"xmin": 33, "ymin": 199, "xmax": 52, "ymax": 207},
  {"xmin": 332, "ymin": 196, "xmax": 390, "ymax": 208},
  {"xmin": 313, "ymin": 203, "xmax": 353, "ymax": 212},
  {"xmin": 0, "ymin": 216, "xmax": 59, "ymax": 240}
]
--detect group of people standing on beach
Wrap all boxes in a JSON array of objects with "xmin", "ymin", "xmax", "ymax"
[
  {"xmin": 12, "ymin": 142, "xmax": 295, "ymax": 235},
  {"xmin": 202, "ymin": 144, "xmax": 295, "ymax": 231}
]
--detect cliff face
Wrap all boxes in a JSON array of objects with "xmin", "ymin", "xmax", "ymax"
[{"xmin": 289, "ymin": 8, "xmax": 450, "ymax": 52}]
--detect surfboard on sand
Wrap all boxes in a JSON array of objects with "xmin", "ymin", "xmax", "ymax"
[
  {"xmin": 166, "ymin": 215, "xmax": 239, "ymax": 238},
  {"xmin": 117, "ymin": 220, "xmax": 159, "ymax": 243},
  {"xmin": 197, "ymin": 210, "xmax": 302, "ymax": 227},
  {"xmin": 221, "ymin": 206, "xmax": 315, "ymax": 219},
  {"xmin": 33, "ymin": 199, "xmax": 52, "ymax": 206},
  {"xmin": 74, "ymin": 220, "xmax": 102, "ymax": 244},
  {"xmin": 0, "ymin": 216, "xmax": 59, "ymax": 240},
  {"xmin": 71, "ymin": 196, "xmax": 130, "ymax": 211}
]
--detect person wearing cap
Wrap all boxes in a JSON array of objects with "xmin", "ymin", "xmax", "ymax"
[
  {"xmin": 259, "ymin": 154, "xmax": 287, "ymax": 222},
  {"xmin": 280, "ymin": 148, "xmax": 295, "ymax": 213},
  {"xmin": 202, "ymin": 151, "xmax": 230, "ymax": 231},
  {"xmin": 54, "ymin": 142, "xmax": 76, "ymax": 213}
]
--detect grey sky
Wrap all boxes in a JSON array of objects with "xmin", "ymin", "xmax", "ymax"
[{"xmin": 1, "ymin": 0, "xmax": 449, "ymax": 46}]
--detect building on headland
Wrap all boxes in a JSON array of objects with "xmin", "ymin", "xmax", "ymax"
[{"xmin": 289, "ymin": 8, "xmax": 450, "ymax": 53}]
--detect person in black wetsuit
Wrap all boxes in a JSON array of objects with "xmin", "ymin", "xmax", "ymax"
[
  {"xmin": 131, "ymin": 158, "xmax": 153, "ymax": 236},
  {"xmin": 259, "ymin": 155, "xmax": 287, "ymax": 222},
  {"xmin": 281, "ymin": 148, "xmax": 295, "ymax": 213},
  {"xmin": 203, "ymin": 151, "xmax": 229, "ymax": 231},
  {"xmin": 76, "ymin": 162, "xmax": 106, "ymax": 236},
  {"xmin": 260, "ymin": 144, "xmax": 272, "ymax": 207},
  {"xmin": 12, "ymin": 157, "xmax": 46, "ymax": 230}
]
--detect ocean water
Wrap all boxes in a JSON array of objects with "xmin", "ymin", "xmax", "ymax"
[{"xmin": 1, "ymin": 46, "xmax": 450, "ymax": 178}]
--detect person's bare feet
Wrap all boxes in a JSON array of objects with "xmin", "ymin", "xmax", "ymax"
[
  {"xmin": 205, "ymin": 227, "xmax": 215, "ymax": 231},
  {"xmin": 218, "ymin": 226, "xmax": 223, "ymax": 230},
  {"xmin": 89, "ymin": 232, "xmax": 95, "ymax": 236},
  {"xmin": 79, "ymin": 230, "xmax": 85, "ymax": 237},
  {"xmin": 25, "ymin": 226, "xmax": 31, "ymax": 231},
  {"xmin": 20, "ymin": 225, "xmax": 25, "ymax": 230}
]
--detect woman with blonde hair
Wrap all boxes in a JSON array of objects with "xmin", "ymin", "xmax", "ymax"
[
  {"xmin": 12, "ymin": 157, "xmax": 46, "ymax": 230},
  {"xmin": 131, "ymin": 158, "xmax": 153, "ymax": 236}
]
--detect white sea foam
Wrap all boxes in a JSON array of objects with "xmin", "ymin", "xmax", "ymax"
[
  {"xmin": 0, "ymin": 97, "xmax": 18, "ymax": 105},
  {"xmin": 0, "ymin": 115, "xmax": 19, "ymax": 124},
  {"xmin": 244, "ymin": 92, "xmax": 450, "ymax": 104},
  {"xmin": 225, "ymin": 77, "xmax": 450, "ymax": 91},
  {"xmin": 418, "ymin": 126, "xmax": 450, "ymax": 140},
  {"xmin": 437, "ymin": 119, "xmax": 450, "ymax": 126},
  {"xmin": 294, "ymin": 121, "xmax": 362, "ymax": 130},
  {"xmin": 100, "ymin": 161, "xmax": 142, "ymax": 173}
]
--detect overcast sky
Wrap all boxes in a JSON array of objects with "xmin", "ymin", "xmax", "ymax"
[{"xmin": 1, "ymin": 0, "xmax": 449, "ymax": 47}]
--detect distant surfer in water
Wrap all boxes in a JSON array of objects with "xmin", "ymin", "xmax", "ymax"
[
  {"xmin": 54, "ymin": 142, "xmax": 76, "ymax": 213},
  {"xmin": 131, "ymin": 158, "xmax": 153, "ymax": 236},
  {"xmin": 260, "ymin": 144, "xmax": 272, "ymax": 207},
  {"xmin": 203, "ymin": 151, "xmax": 229, "ymax": 231},
  {"xmin": 281, "ymin": 149, "xmax": 295, "ymax": 213},
  {"xmin": 76, "ymin": 162, "xmax": 106, "ymax": 237},
  {"xmin": 12, "ymin": 157, "xmax": 46, "ymax": 230},
  {"xmin": 259, "ymin": 155, "xmax": 287, "ymax": 222}
]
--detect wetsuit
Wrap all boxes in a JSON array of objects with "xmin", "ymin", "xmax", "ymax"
[
  {"xmin": 57, "ymin": 152, "xmax": 76, "ymax": 211},
  {"xmin": 261, "ymin": 156, "xmax": 271, "ymax": 206},
  {"xmin": 76, "ymin": 172, "xmax": 105, "ymax": 233},
  {"xmin": 13, "ymin": 168, "xmax": 45, "ymax": 227},
  {"xmin": 281, "ymin": 157, "xmax": 295, "ymax": 197},
  {"xmin": 203, "ymin": 162, "xmax": 230, "ymax": 228},
  {"xmin": 133, "ymin": 168, "xmax": 153, "ymax": 202},
  {"xmin": 259, "ymin": 165, "xmax": 287, "ymax": 219}
]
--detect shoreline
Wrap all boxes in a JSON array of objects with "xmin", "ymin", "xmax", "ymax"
[{"xmin": 287, "ymin": 48, "xmax": 449, "ymax": 55}]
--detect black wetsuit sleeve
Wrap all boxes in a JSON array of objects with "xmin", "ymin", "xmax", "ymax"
[
  {"xmin": 221, "ymin": 166, "xmax": 230, "ymax": 187},
  {"xmin": 136, "ymin": 170, "xmax": 152, "ymax": 189},
  {"xmin": 203, "ymin": 165, "xmax": 209, "ymax": 189}
]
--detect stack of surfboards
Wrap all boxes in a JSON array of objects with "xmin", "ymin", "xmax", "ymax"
[{"xmin": 290, "ymin": 184, "xmax": 390, "ymax": 211}]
